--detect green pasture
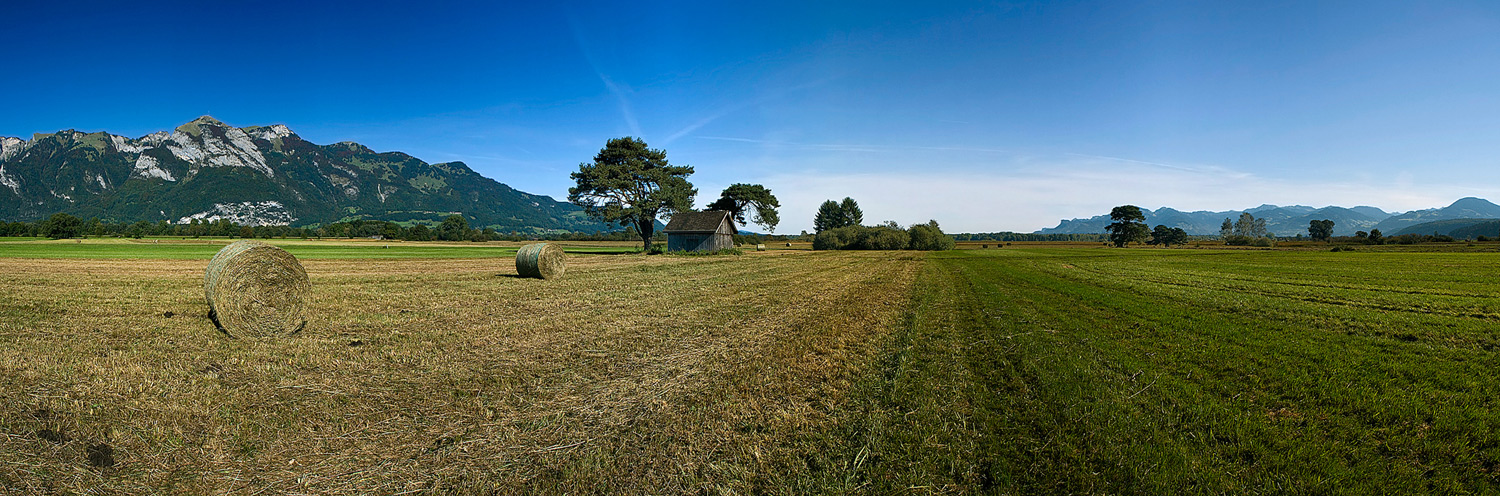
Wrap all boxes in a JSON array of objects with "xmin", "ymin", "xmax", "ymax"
[
  {"xmin": 0, "ymin": 237, "xmax": 635, "ymax": 259},
  {"xmin": 839, "ymin": 247, "xmax": 1500, "ymax": 493}
]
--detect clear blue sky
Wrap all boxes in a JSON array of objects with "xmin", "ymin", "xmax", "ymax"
[{"xmin": 4, "ymin": 1, "xmax": 1499, "ymax": 232}]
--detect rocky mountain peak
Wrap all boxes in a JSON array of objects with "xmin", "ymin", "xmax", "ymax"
[
  {"xmin": 190, "ymin": 115, "xmax": 226, "ymax": 126},
  {"xmin": 0, "ymin": 116, "xmax": 611, "ymax": 234},
  {"xmin": 174, "ymin": 115, "xmax": 231, "ymax": 137}
]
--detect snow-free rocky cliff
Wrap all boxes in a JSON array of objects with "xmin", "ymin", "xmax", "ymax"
[{"xmin": 0, "ymin": 116, "xmax": 605, "ymax": 232}]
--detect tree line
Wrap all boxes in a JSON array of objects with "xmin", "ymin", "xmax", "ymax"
[
  {"xmin": 1, "ymin": 212, "xmax": 674, "ymax": 243},
  {"xmin": 1100, "ymin": 203, "xmax": 1471, "ymax": 248},
  {"xmin": 951, "ymin": 232, "xmax": 1109, "ymax": 242}
]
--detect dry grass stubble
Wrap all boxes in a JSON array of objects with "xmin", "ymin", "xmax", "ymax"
[{"xmin": 0, "ymin": 251, "xmax": 918, "ymax": 493}]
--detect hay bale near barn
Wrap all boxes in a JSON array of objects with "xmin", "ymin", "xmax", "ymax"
[
  {"xmin": 516, "ymin": 243, "xmax": 565, "ymax": 279},
  {"xmin": 204, "ymin": 240, "xmax": 310, "ymax": 337}
]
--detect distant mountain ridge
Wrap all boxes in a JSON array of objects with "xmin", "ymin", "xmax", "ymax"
[
  {"xmin": 1038, "ymin": 198, "xmax": 1500, "ymax": 236},
  {"xmin": 1371, "ymin": 197, "xmax": 1500, "ymax": 233},
  {"xmin": 0, "ymin": 116, "xmax": 608, "ymax": 232}
]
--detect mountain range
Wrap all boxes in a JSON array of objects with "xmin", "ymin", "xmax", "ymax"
[
  {"xmin": 1038, "ymin": 197, "xmax": 1500, "ymax": 237},
  {"xmin": 0, "ymin": 116, "xmax": 607, "ymax": 232}
]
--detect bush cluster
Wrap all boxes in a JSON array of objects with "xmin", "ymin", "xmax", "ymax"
[
  {"xmin": 813, "ymin": 221, "xmax": 955, "ymax": 251},
  {"xmin": 1387, "ymin": 233, "xmax": 1455, "ymax": 244},
  {"xmin": 1348, "ymin": 231, "xmax": 1456, "ymax": 245},
  {"xmin": 1223, "ymin": 234, "xmax": 1276, "ymax": 247}
]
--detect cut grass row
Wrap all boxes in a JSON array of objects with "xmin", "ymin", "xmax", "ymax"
[{"xmin": 840, "ymin": 248, "xmax": 1500, "ymax": 493}]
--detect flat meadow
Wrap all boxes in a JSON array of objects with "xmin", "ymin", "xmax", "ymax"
[{"xmin": 3, "ymin": 238, "xmax": 1500, "ymax": 493}]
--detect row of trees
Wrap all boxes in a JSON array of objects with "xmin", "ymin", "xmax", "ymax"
[
  {"xmin": 3, "ymin": 212, "xmax": 670, "ymax": 243},
  {"xmin": 1220, "ymin": 212, "xmax": 1275, "ymax": 246},
  {"xmin": 1106, "ymin": 206, "xmax": 1356, "ymax": 248},
  {"xmin": 3, "ymin": 213, "xmax": 317, "ymax": 240},
  {"xmin": 952, "ymin": 232, "xmax": 1108, "ymax": 242}
]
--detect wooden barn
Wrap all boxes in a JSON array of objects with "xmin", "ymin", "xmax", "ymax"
[{"xmin": 663, "ymin": 210, "xmax": 736, "ymax": 252}]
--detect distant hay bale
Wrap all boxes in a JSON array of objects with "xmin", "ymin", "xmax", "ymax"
[
  {"xmin": 204, "ymin": 240, "xmax": 310, "ymax": 337},
  {"xmin": 516, "ymin": 243, "xmax": 565, "ymax": 279},
  {"xmin": 756, "ymin": 244, "xmax": 766, "ymax": 251}
]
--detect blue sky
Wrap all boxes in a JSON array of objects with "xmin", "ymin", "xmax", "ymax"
[{"xmin": 4, "ymin": 1, "xmax": 1500, "ymax": 232}]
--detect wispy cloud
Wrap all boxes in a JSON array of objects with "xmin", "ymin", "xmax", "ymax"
[
  {"xmin": 1063, "ymin": 152, "xmax": 1207, "ymax": 173},
  {"xmin": 662, "ymin": 77, "xmax": 838, "ymax": 145},
  {"xmin": 597, "ymin": 75, "xmax": 642, "ymax": 137},
  {"xmin": 569, "ymin": 16, "xmax": 642, "ymax": 137},
  {"xmin": 696, "ymin": 136, "xmax": 1012, "ymax": 154},
  {"xmin": 664, "ymin": 109, "xmax": 737, "ymax": 145}
]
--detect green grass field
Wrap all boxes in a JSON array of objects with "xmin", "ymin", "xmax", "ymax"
[
  {"xmin": 842, "ymin": 248, "xmax": 1500, "ymax": 493},
  {"xmin": 4, "ymin": 243, "xmax": 1499, "ymax": 493}
]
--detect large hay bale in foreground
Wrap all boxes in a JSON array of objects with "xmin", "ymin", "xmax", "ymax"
[
  {"xmin": 515, "ymin": 243, "xmax": 565, "ymax": 279},
  {"xmin": 204, "ymin": 240, "xmax": 310, "ymax": 337}
]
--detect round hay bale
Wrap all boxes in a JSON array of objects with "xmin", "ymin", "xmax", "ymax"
[
  {"xmin": 204, "ymin": 240, "xmax": 310, "ymax": 337},
  {"xmin": 516, "ymin": 243, "xmax": 565, "ymax": 279},
  {"xmin": 755, "ymin": 244, "xmax": 766, "ymax": 251}
]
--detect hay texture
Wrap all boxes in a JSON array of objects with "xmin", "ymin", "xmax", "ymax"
[
  {"xmin": 516, "ymin": 243, "xmax": 566, "ymax": 279},
  {"xmin": 204, "ymin": 240, "xmax": 310, "ymax": 337}
]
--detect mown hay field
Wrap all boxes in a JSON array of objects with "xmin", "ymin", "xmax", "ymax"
[
  {"xmin": 0, "ymin": 243, "xmax": 919, "ymax": 494},
  {"xmin": 6, "ymin": 242, "xmax": 1500, "ymax": 493}
]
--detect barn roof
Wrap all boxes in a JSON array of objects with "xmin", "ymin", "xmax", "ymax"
[{"xmin": 663, "ymin": 210, "xmax": 734, "ymax": 233}]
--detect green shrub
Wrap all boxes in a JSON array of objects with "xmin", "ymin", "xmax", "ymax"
[
  {"xmin": 860, "ymin": 226, "xmax": 910, "ymax": 250},
  {"xmin": 1226, "ymin": 235, "xmax": 1274, "ymax": 247},
  {"xmin": 814, "ymin": 226, "xmax": 862, "ymax": 250},
  {"xmin": 908, "ymin": 220, "xmax": 956, "ymax": 251},
  {"xmin": 813, "ymin": 221, "xmax": 955, "ymax": 251}
]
